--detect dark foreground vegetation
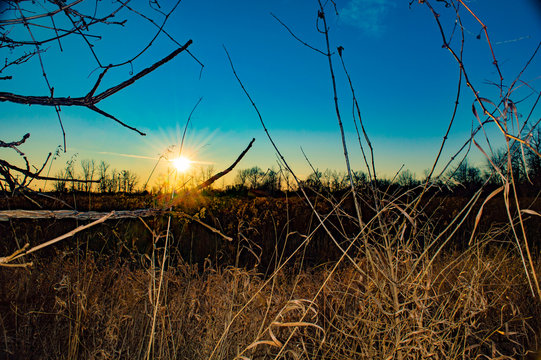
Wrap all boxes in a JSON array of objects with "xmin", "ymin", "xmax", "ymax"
[
  {"xmin": 1, "ymin": 188, "xmax": 541, "ymax": 267},
  {"xmin": 1, "ymin": 188, "xmax": 540, "ymax": 359}
]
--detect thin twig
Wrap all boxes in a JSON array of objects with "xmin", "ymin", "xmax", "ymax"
[
  {"xmin": 0, "ymin": 211, "xmax": 114, "ymax": 266},
  {"xmin": 271, "ymin": 13, "xmax": 327, "ymax": 56}
]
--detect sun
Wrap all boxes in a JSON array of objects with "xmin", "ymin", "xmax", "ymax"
[{"xmin": 172, "ymin": 156, "xmax": 192, "ymax": 172}]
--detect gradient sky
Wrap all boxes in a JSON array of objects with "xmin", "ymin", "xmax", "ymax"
[{"xmin": 2, "ymin": 0, "xmax": 541, "ymax": 189}]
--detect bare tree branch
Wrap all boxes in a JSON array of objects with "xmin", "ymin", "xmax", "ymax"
[
  {"xmin": 0, "ymin": 133, "xmax": 30, "ymax": 150},
  {"xmin": 270, "ymin": 12, "xmax": 327, "ymax": 56},
  {"xmin": 0, "ymin": 40, "xmax": 193, "ymax": 135},
  {"xmin": 0, "ymin": 0, "xmax": 85, "ymax": 25},
  {"xmin": 195, "ymin": 138, "xmax": 256, "ymax": 191}
]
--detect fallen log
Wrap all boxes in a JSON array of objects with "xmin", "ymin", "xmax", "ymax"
[
  {"xmin": 0, "ymin": 208, "xmax": 233, "ymax": 241},
  {"xmin": 0, "ymin": 209, "xmax": 161, "ymax": 221}
]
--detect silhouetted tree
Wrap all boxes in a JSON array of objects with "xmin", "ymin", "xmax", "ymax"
[
  {"xmin": 397, "ymin": 169, "xmax": 418, "ymax": 187},
  {"xmin": 305, "ymin": 170, "xmax": 323, "ymax": 192},
  {"xmin": 448, "ymin": 159, "xmax": 482, "ymax": 189},
  {"xmin": 248, "ymin": 166, "xmax": 265, "ymax": 189},
  {"xmin": 98, "ymin": 161, "xmax": 110, "ymax": 193},
  {"xmin": 236, "ymin": 168, "xmax": 250, "ymax": 187},
  {"xmin": 81, "ymin": 159, "xmax": 96, "ymax": 193},
  {"xmin": 121, "ymin": 170, "xmax": 138, "ymax": 192},
  {"xmin": 235, "ymin": 166, "xmax": 266, "ymax": 190},
  {"xmin": 261, "ymin": 168, "xmax": 280, "ymax": 193}
]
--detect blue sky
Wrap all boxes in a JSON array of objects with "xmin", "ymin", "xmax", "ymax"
[{"xmin": 2, "ymin": 0, "xmax": 541, "ymax": 188}]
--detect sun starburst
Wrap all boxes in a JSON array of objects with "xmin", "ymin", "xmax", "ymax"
[{"xmin": 172, "ymin": 156, "xmax": 192, "ymax": 172}]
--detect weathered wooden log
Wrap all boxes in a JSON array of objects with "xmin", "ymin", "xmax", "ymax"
[
  {"xmin": 0, "ymin": 208, "xmax": 233, "ymax": 241},
  {"xmin": 0, "ymin": 209, "xmax": 161, "ymax": 221}
]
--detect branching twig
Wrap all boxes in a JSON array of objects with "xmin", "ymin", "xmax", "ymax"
[
  {"xmin": 0, "ymin": 0, "xmax": 84, "ymax": 25},
  {"xmin": 271, "ymin": 13, "xmax": 327, "ymax": 56},
  {"xmin": 0, "ymin": 40, "xmax": 193, "ymax": 135}
]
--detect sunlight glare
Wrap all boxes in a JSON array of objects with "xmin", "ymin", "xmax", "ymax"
[{"xmin": 173, "ymin": 156, "xmax": 191, "ymax": 172}]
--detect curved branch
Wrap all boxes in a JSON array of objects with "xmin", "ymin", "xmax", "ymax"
[
  {"xmin": 0, "ymin": 133, "xmax": 30, "ymax": 149},
  {"xmin": 0, "ymin": 40, "xmax": 193, "ymax": 135},
  {"xmin": 195, "ymin": 138, "xmax": 256, "ymax": 191}
]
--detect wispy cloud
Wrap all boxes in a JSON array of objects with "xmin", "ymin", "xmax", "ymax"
[
  {"xmin": 339, "ymin": 0, "xmax": 395, "ymax": 36},
  {"xmin": 96, "ymin": 151, "xmax": 215, "ymax": 165},
  {"xmin": 97, "ymin": 151, "xmax": 159, "ymax": 161}
]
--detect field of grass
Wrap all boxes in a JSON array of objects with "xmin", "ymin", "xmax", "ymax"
[{"xmin": 1, "ymin": 190, "xmax": 540, "ymax": 359}]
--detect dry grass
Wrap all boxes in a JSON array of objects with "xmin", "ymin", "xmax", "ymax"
[{"xmin": 0, "ymin": 233, "xmax": 539, "ymax": 359}]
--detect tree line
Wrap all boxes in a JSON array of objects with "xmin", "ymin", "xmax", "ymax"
[
  {"xmin": 22, "ymin": 129, "xmax": 540, "ymax": 195},
  {"xmin": 51, "ymin": 157, "xmax": 138, "ymax": 193},
  {"xmin": 229, "ymin": 131, "xmax": 541, "ymax": 195}
]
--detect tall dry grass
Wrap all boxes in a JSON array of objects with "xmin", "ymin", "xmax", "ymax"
[{"xmin": 0, "ymin": 234, "xmax": 539, "ymax": 359}]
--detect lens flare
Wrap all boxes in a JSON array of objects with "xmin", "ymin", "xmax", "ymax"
[{"xmin": 172, "ymin": 156, "xmax": 191, "ymax": 172}]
